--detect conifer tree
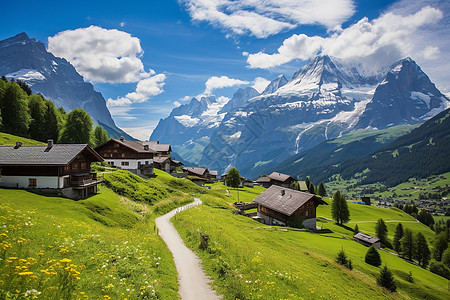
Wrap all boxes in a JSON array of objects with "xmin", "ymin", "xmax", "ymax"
[
  {"xmin": 414, "ymin": 232, "xmax": 431, "ymax": 268},
  {"xmin": 93, "ymin": 125, "xmax": 109, "ymax": 147},
  {"xmin": 59, "ymin": 109, "xmax": 92, "ymax": 144},
  {"xmin": 401, "ymin": 228, "xmax": 414, "ymax": 261},
  {"xmin": 318, "ymin": 182, "xmax": 326, "ymax": 197},
  {"xmin": 336, "ymin": 248, "xmax": 348, "ymax": 266},
  {"xmin": 393, "ymin": 223, "xmax": 404, "ymax": 253},
  {"xmin": 354, "ymin": 224, "xmax": 359, "ymax": 233},
  {"xmin": 432, "ymin": 232, "xmax": 449, "ymax": 261},
  {"xmin": 331, "ymin": 191, "xmax": 350, "ymax": 225},
  {"xmin": 308, "ymin": 182, "xmax": 315, "ymax": 194},
  {"xmin": 28, "ymin": 94, "xmax": 47, "ymax": 141},
  {"xmin": 42, "ymin": 101, "xmax": 61, "ymax": 142},
  {"xmin": 0, "ymin": 81, "xmax": 30, "ymax": 136},
  {"xmin": 226, "ymin": 167, "xmax": 241, "ymax": 202},
  {"xmin": 375, "ymin": 218, "xmax": 388, "ymax": 246},
  {"xmin": 377, "ymin": 266, "xmax": 396, "ymax": 292},
  {"xmin": 365, "ymin": 245, "xmax": 382, "ymax": 267}
]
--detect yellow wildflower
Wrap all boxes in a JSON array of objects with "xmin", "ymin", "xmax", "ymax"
[
  {"xmin": 18, "ymin": 272, "xmax": 33, "ymax": 276},
  {"xmin": 60, "ymin": 258, "xmax": 72, "ymax": 263}
]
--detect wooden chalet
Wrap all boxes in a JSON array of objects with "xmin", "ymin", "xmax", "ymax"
[
  {"xmin": 0, "ymin": 140, "xmax": 103, "ymax": 200},
  {"xmin": 252, "ymin": 185, "xmax": 324, "ymax": 229},
  {"xmin": 353, "ymin": 233, "xmax": 380, "ymax": 249},
  {"xmin": 95, "ymin": 138, "xmax": 156, "ymax": 176},
  {"xmin": 182, "ymin": 167, "xmax": 218, "ymax": 183},
  {"xmin": 255, "ymin": 172, "xmax": 296, "ymax": 188}
]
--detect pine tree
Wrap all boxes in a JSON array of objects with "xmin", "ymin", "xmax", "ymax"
[
  {"xmin": 0, "ymin": 81, "xmax": 30, "ymax": 136},
  {"xmin": 414, "ymin": 232, "xmax": 431, "ymax": 268},
  {"xmin": 59, "ymin": 109, "xmax": 92, "ymax": 144},
  {"xmin": 393, "ymin": 223, "xmax": 404, "ymax": 253},
  {"xmin": 28, "ymin": 94, "xmax": 47, "ymax": 141},
  {"xmin": 354, "ymin": 224, "xmax": 359, "ymax": 233},
  {"xmin": 336, "ymin": 248, "xmax": 348, "ymax": 266},
  {"xmin": 331, "ymin": 191, "xmax": 350, "ymax": 225},
  {"xmin": 305, "ymin": 177, "xmax": 311, "ymax": 190},
  {"xmin": 377, "ymin": 266, "xmax": 396, "ymax": 292},
  {"xmin": 226, "ymin": 167, "xmax": 241, "ymax": 202},
  {"xmin": 365, "ymin": 246, "xmax": 382, "ymax": 267},
  {"xmin": 318, "ymin": 182, "xmax": 326, "ymax": 197},
  {"xmin": 375, "ymin": 218, "xmax": 388, "ymax": 246},
  {"xmin": 432, "ymin": 231, "xmax": 449, "ymax": 261},
  {"xmin": 308, "ymin": 182, "xmax": 315, "ymax": 194},
  {"xmin": 93, "ymin": 125, "xmax": 109, "ymax": 147},
  {"xmin": 42, "ymin": 101, "xmax": 61, "ymax": 142},
  {"xmin": 401, "ymin": 228, "xmax": 414, "ymax": 261}
]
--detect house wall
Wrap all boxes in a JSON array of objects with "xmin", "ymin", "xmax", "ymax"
[
  {"xmin": 106, "ymin": 159, "xmax": 153, "ymax": 170},
  {"xmin": 0, "ymin": 175, "xmax": 60, "ymax": 189}
]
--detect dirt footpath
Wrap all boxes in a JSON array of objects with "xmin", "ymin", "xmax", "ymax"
[{"xmin": 155, "ymin": 199, "xmax": 221, "ymax": 300}]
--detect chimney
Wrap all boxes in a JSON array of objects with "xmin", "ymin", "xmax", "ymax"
[
  {"xmin": 14, "ymin": 142, "xmax": 22, "ymax": 149},
  {"xmin": 120, "ymin": 136, "xmax": 124, "ymax": 142},
  {"xmin": 47, "ymin": 139, "xmax": 54, "ymax": 149},
  {"xmin": 281, "ymin": 190, "xmax": 285, "ymax": 196},
  {"xmin": 144, "ymin": 145, "xmax": 149, "ymax": 151}
]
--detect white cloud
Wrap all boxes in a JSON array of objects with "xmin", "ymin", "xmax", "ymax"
[
  {"xmin": 179, "ymin": 95, "xmax": 192, "ymax": 102},
  {"xmin": 173, "ymin": 101, "xmax": 182, "ymax": 107},
  {"xmin": 204, "ymin": 75, "xmax": 249, "ymax": 94},
  {"xmin": 423, "ymin": 46, "xmax": 441, "ymax": 60},
  {"xmin": 179, "ymin": 0, "xmax": 355, "ymax": 38},
  {"xmin": 48, "ymin": 26, "xmax": 148, "ymax": 83},
  {"xmin": 107, "ymin": 74, "xmax": 166, "ymax": 107},
  {"xmin": 246, "ymin": 6, "xmax": 443, "ymax": 70},
  {"xmin": 252, "ymin": 77, "xmax": 271, "ymax": 93}
]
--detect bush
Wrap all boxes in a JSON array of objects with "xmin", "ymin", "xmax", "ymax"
[
  {"xmin": 377, "ymin": 266, "xmax": 396, "ymax": 292},
  {"xmin": 365, "ymin": 246, "xmax": 382, "ymax": 267},
  {"xmin": 429, "ymin": 260, "xmax": 450, "ymax": 279}
]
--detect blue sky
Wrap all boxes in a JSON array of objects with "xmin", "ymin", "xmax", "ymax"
[{"xmin": 1, "ymin": 0, "xmax": 449, "ymax": 139}]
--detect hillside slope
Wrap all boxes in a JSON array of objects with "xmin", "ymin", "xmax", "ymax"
[
  {"xmin": 173, "ymin": 204, "xmax": 448, "ymax": 300},
  {"xmin": 0, "ymin": 132, "xmax": 45, "ymax": 145},
  {"xmin": 309, "ymin": 108, "xmax": 450, "ymax": 186}
]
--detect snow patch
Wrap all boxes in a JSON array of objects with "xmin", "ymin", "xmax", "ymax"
[
  {"xmin": 229, "ymin": 131, "xmax": 242, "ymax": 139},
  {"xmin": 5, "ymin": 69, "xmax": 45, "ymax": 81},
  {"xmin": 410, "ymin": 91, "xmax": 431, "ymax": 109},
  {"xmin": 174, "ymin": 115, "xmax": 200, "ymax": 127}
]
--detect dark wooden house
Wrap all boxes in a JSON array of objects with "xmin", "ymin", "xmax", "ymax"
[
  {"xmin": 255, "ymin": 172, "xmax": 296, "ymax": 188},
  {"xmin": 353, "ymin": 232, "xmax": 380, "ymax": 249},
  {"xmin": 252, "ymin": 185, "xmax": 323, "ymax": 229},
  {"xmin": 0, "ymin": 140, "xmax": 103, "ymax": 199}
]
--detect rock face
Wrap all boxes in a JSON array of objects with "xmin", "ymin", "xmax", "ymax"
[
  {"xmin": 152, "ymin": 54, "xmax": 449, "ymax": 179},
  {"xmin": 0, "ymin": 33, "xmax": 133, "ymax": 139}
]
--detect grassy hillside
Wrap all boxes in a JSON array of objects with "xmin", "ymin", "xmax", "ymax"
[
  {"xmin": 0, "ymin": 186, "xmax": 179, "ymax": 299},
  {"xmin": 311, "ymin": 108, "xmax": 450, "ymax": 186},
  {"xmin": 0, "ymin": 168, "xmax": 230, "ymax": 299},
  {"xmin": 173, "ymin": 204, "xmax": 448, "ymax": 300},
  {"xmin": 205, "ymin": 182, "xmax": 266, "ymax": 203},
  {"xmin": 0, "ymin": 132, "xmax": 45, "ymax": 145},
  {"xmin": 273, "ymin": 125, "xmax": 416, "ymax": 180}
]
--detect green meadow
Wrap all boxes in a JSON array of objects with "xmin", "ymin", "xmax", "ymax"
[
  {"xmin": 173, "ymin": 205, "xmax": 449, "ymax": 300},
  {"xmin": 0, "ymin": 132, "xmax": 45, "ymax": 145},
  {"xmin": 205, "ymin": 182, "xmax": 266, "ymax": 203}
]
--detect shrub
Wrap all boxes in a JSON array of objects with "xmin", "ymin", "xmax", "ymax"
[
  {"xmin": 336, "ymin": 249, "xmax": 352, "ymax": 269},
  {"xmin": 365, "ymin": 246, "xmax": 382, "ymax": 267},
  {"xmin": 429, "ymin": 260, "xmax": 450, "ymax": 279},
  {"xmin": 377, "ymin": 266, "xmax": 396, "ymax": 292}
]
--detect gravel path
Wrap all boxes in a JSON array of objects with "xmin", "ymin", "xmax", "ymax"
[{"xmin": 155, "ymin": 198, "xmax": 220, "ymax": 300}]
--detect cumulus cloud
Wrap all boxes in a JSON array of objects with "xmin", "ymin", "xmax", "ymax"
[
  {"xmin": 107, "ymin": 74, "xmax": 166, "ymax": 107},
  {"xmin": 252, "ymin": 77, "xmax": 270, "ymax": 93},
  {"xmin": 246, "ymin": 6, "xmax": 443, "ymax": 69},
  {"xmin": 204, "ymin": 75, "xmax": 249, "ymax": 94},
  {"xmin": 179, "ymin": 0, "xmax": 355, "ymax": 38},
  {"xmin": 48, "ymin": 26, "xmax": 149, "ymax": 83}
]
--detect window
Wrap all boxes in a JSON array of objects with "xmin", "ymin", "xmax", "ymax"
[
  {"xmin": 109, "ymin": 161, "xmax": 114, "ymax": 166},
  {"xmin": 29, "ymin": 178, "xmax": 37, "ymax": 187},
  {"xmin": 121, "ymin": 161, "xmax": 129, "ymax": 166}
]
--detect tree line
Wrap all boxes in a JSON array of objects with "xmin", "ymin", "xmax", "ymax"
[{"xmin": 0, "ymin": 77, "xmax": 109, "ymax": 147}]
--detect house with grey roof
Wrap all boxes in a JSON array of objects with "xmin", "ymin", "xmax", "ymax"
[
  {"xmin": 255, "ymin": 172, "xmax": 296, "ymax": 188},
  {"xmin": 252, "ymin": 185, "xmax": 324, "ymax": 229},
  {"xmin": 0, "ymin": 140, "xmax": 103, "ymax": 199},
  {"xmin": 353, "ymin": 233, "xmax": 381, "ymax": 249}
]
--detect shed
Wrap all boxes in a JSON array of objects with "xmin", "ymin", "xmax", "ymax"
[{"xmin": 353, "ymin": 232, "xmax": 381, "ymax": 249}]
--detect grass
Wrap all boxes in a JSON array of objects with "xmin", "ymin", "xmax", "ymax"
[
  {"xmin": 0, "ymin": 132, "xmax": 45, "ymax": 145},
  {"xmin": 316, "ymin": 201, "xmax": 436, "ymax": 243},
  {"xmin": 205, "ymin": 182, "xmax": 266, "ymax": 203},
  {"xmin": 172, "ymin": 205, "xmax": 449, "ymax": 300},
  {"xmin": 0, "ymin": 186, "xmax": 179, "ymax": 299}
]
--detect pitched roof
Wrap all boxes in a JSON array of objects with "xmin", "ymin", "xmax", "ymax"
[
  {"xmin": 0, "ymin": 144, "xmax": 103, "ymax": 166},
  {"xmin": 353, "ymin": 233, "xmax": 380, "ymax": 244},
  {"xmin": 255, "ymin": 176, "xmax": 271, "ymax": 183},
  {"xmin": 268, "ymin": 171, "xmax": 294, "ymax": 183},
  {"xmin": 209, "ymin": 170, "xmax": 218, "ymax": 176},
  {"xmin": 183, "ymin": 167, "xmax": 207, "ymax": 176},
  {"xmin": 142, "ymin": 141, "xmax": 171, "ymax": 152},
  {"xmin": 104, "ymin": 139, "xmax": 157, "ymax": 154},
  {"xmin": 153, "ymin": 156, "xmax": 170, "ymax": 164},
  {"xmin": 298, "ymin": 181, "xmax": 308, "ymax": 191},
  {"xmin": 253, "ymin": 185, "xmax": 315, "ymax": 216}
]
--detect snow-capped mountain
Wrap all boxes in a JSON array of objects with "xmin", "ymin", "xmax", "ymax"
[
  {"xmin": 220, "ymin": 87, "xmax": 259, "ymax": 113},
  {"xmin": 151, "ymin": 55, "xmax": 449, "ymax": 178},
  {"xmin": 0, "ymin": 33, "xmax": 133, "ymax": 139}
]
